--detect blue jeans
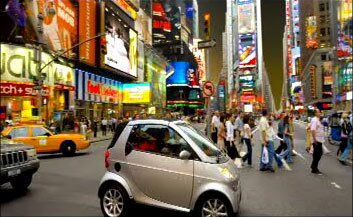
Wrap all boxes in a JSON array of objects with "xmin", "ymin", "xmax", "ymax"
[
  {"xmin": 340, "ymin": 137, "xmax": 353, "ymax": 161},
  {"xmin": 260, "ymin": 141, "xmax": 283, "ymax": 169},
  {"xmin": 279, "ymin": 136, "xmax": 293, "ymax": 163}
]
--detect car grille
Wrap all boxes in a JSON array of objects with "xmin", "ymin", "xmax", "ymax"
[{"xmin": 1, "ymin": 151, "xmax": 28, "ymax": 168}]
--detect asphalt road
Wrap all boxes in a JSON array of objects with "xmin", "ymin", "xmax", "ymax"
[{"xmin": 1, "ymin": 121, "xmax": 352, "ymax": 216}]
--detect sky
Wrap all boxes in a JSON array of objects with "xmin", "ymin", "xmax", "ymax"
[{"xmin": 199, "ymin": 0, "xmax": 285, "ymax": 109}]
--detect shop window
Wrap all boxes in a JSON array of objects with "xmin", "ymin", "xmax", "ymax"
[
  {"xmin": 32, "ymin": 127, "xmax": 48, "ymax": 137},
  {"xmin": 9, "ymin": 128, "xmax": 29, "ymax": 138},
  {"xmin": 126, "ymin": 124, "xmax": 190, "ymax": 158}
]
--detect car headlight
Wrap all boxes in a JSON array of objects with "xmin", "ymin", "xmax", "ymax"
[{"xmin": 26, "ymin": 149, "xmax": 37, "ymax": 158}]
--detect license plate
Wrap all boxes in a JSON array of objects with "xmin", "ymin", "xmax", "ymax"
[{"xmin": 8, "ymin": 169, "xmax": 21, "ymax": 177}]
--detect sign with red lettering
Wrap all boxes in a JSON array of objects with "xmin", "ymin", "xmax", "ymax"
[
  {"xmin": 0, "ymin": 82, "xmax": 50, "ymax": 97},
  {"xmin": 87, "ymin": 80, "xmax": 118, "ymax": 98},
  {"xmin": 87, "ymin": 80, "xmax": 101, "ymax": 95}
]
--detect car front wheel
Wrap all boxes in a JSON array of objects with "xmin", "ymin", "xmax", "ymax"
[
  {"xmin": 100, "ymin": 184, "xmax": 129, "ymax": 217},
  {"xmin": 10, "ymin": 174, "xmax": 32, "ymax": 191},
  {"xmin": 197, "ymin": 195, "xmax": 233, "ymax": 217}
]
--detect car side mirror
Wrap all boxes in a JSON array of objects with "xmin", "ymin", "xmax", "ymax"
[
  {"xmin": 6, "ymin": 135, "xmax": 12, "ymax": 139},
  {"xmin": 45, "ymin": 132, "xmax": 51, "ymax": 137},
  {"xmin": 179, "ymin": 150, "xmax": 191, "ymax": 160}
]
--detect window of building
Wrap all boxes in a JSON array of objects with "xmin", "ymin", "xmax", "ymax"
[
  {"xmin": 320, "ymin": 15, "xmax": 326, "ymax": 24},
  {"xmin": 321, "ymin": 54, "xmax": 327, "ymax": 61},
  {"xmin": 319, "ymin": 3, "xmax": 325, "ymax": 11},
  {"xmin": 327, "ymin": 27, "xmax": 330, "ymax": 35},
  {"xmin": 326, "ymin": 2, "xmax": 329, "ymax": 10},
  {"xmin": 320, "ymin": 28, "xmax": 326, "ymax": 36}
]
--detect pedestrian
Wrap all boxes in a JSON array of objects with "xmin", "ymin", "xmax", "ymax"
[
  {"xmin": 306, "ymin": 122, "xmax": 312, "ymax": 153},
  {"xmin": 234, "ymin": 113, "xmax": 244, "ymax": 145},
  {"xmin": 289, "ymin": 115, "xmax": 297, "ymax": 156},
  {"xmin": 339, "ymin": 114, "xmax": 353, "ymax": 165},
  {"xmin": 107, "ymin": 117, "xmax": 112, "ymax": 133},
  {"xmin": 101, "ymin": 117, "xmax": 108, "ymax": 136},
  {"xmin": 217, "ymin": 115, "xmax": 226, "ymax": 152},
  {"xmin": 276, "ymin": 113, "xmax": 287, "ymax": 154},
  {"xmin": 310, "ymin": 109, "xmax": 325, "ymax": 175},
  {"xmin": 258, "ymin": 109, "xmax": 277, "ymax": 172},
  {"xmin": 241, "ymin": 115, "xmax": 253, "ymax": 167},
  {"xmin": 225, "ymin": 114, "xmax": 240, "ymax": 160},
  {"xmin": 93, "ymin": 118, "xmax": 99, "ymax": 138},
  {"xmin": 337, "ymin": 112, "xmax": 352, "ymax": 158},
  {"xmin": 211, "ymin": 111, "xmax": 220, "ymax": 143},
  {"xmin": 278, "ymin": 115, "xmax": 294, "ymax": 164},
  {"xmin": 111, "ymin": 117, "xmax": 117, "ymax": 132}
]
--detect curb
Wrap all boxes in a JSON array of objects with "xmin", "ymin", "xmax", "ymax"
[{"xmin": 90, "ymin": 137, "xmax": 113, "ymax": 143}]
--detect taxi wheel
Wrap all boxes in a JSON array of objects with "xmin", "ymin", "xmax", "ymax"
[{"xmin": 61, "ymin": 141, "xmax": 76, "ymax": 156}]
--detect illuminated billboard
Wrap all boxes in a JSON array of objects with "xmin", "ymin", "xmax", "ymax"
[
  {"xmin": 306, "ymin": 16, "xmax": 318, "ymax": 49},
  {"xmin": 167, "ymin": 62, "xmax": 191, "ymax": 85},
  {"xmin": 4, "ymin": 0, "xmax": 78, "ymax": 57},
  {"xmin": 102, "ymin": 8, "xmax": 137, "ymax": 77},
  {"xmin": 239, "ymin": 34, "xmax": 256, "ymax": 68},
  {"xmin": 123, "ymin": 83, "xmax": 151, "ymax": 103},
  {"xmin": 237, "ymin": 1, "xmax": 255, "ymax": 34},
  {"xmin": 337, "ymin": 0, "xmax": 352, "ymax": 60}
]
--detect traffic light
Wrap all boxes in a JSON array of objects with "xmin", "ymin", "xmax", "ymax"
[
  {"xmin": 204, "ymin": 12, "xmax": 211, "ymax": 40},
  {"xmin": 100, "ymin": 37, "xmax": 107, "ymax": 55}
]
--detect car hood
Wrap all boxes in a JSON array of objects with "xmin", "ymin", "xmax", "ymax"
[{"xmin": 1, "ymin": 140, "xmax": 34, "ymax": 152}]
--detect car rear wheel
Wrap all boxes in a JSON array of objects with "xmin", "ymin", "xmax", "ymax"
[
  {"xmin": 196, "ymin": 194, "xmax": 233, "ymax": 217},
  {"xmin": 10, "ymin": 174, "xmax": 32, "ymax": 191},
  {"xmin": 100, "ymin": 184, "xmax": 129, "ymax": 217},
  {"xmin": 61, "ymin": 141, "xmax": 76, "ymax": 156}
]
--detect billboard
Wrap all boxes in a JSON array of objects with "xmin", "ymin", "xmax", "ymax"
[
  {"xmin": 102, "ymin": 8, "xmax": 137, "ymax": 77},
  {"xmin": 239, "ymin": 34, "xmax": 256, "ymax": 68},
  {"xmin": 237, "ymin": 1, "xmax": 255, "ymax": 34},
  {"xmin": 79, "ymin": 0, "xmax": 97, "ymax": 66},
  {"xmin": 337, "ymin": 0, "xmax": 352, "ymax": 60},
  {"xmin": 123, "ymin": 83, "xmax": 151, "ymax": 103},
  {"xmin": 152, "ymin": 0, "xmax": 181, "ymax": 45},
  {"xmin": 167, "ymin": 62, "xmax": 191, "ymax": 85},
  {"xmin": 4, "ymin": 0, "xmax": 78, "ymax": 57},
  {"xmin": 306, "ymin": 16, "xmax": 318, "ymax": 49}
]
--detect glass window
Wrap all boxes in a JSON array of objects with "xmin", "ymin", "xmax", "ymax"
[
  {"xmin": 320, "ymin": 28, "xmax": 326, "ymax": 36},
  {"xmin": 319, "ymin": 3, "xmax": 325, "ymax": 11},
  {"xmin": 32, "ymin": 127, "xmax": 48, "ymax": 137},
  {"xmin": 326, "ymin": 2, "xmax": 329, "ymax": 10},
  {"xmin": 126, "ymin": 124, "xmax": 191, "ymax": 158},
  {"xmin": 321, "ymin": 54, "xmax": 327, "ymax": 61},
  {"xmin": 9, "ymin": 128, "xmax": 29, "ymax": 138}
]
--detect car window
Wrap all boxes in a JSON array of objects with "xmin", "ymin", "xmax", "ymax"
[
  {"xmin": 9, "ymin": 128, "xmax": 29, "ymax": 138},
  {"xmin": 32, "ymin": 127, "xmax": 48, "ymax": 137},
  {"xmin": 126, "ymin": 124, "xmax": 191, "ymax": 159},
  {"xmin": 108, "ymin": 122, "xmax": 128, "ymax": 149}
]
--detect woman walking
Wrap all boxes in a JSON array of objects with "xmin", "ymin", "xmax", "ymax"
[
  {"xmin": 338, "ymin": 113, "xmax": 352, "ymax": 158},
  {"xmin": 279, "ymin": 115, "xmax": 294, "ymax": 163},
  {"xmin": 241, "ymin": 115, "xmax": 253, "ymax": 167},
  {"xmin": 225, "ymin": 114, "xmax": 240, "ymax": 160},
  {"xmin": 217, "ymin": 115, "xmax": 227, "ymax": 152}
]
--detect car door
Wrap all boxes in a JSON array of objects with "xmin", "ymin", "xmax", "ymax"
[
  {"xmin": 125, "ymin": 124, "xmax": 194, "ymax": 209},
  {"xmin": 31, "ymin": 127, "xmax": 52, "ymax": 152}
]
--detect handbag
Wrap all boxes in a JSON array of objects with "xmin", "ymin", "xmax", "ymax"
[{"xmin": 262, "ymin": 146, "xmax": 269, "ymax": 164}]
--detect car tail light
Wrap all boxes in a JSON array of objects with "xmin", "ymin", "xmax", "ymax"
[{"xmin": 105, "ymin": 149, "xmax": 110, "ymax": 168}]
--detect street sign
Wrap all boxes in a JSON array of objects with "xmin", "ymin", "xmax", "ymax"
[
  {"xmin": 203, "ymin": 81, "xmax": 215, "ymax": 97},
  {"xmin": 198, "ymin": 39, "xmax": 216, "ymax": 49}
]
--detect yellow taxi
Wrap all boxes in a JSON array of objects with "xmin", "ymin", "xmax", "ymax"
[{"xmin": 1, "ymin": 125, "xmax": 90, "ymax": 156}]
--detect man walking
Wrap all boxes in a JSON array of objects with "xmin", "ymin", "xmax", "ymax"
[
  {"xmin": 101, "ymin": 117, "xmax": 108, "ymax": 136},
  {"xmin": 211, "ymin": 111, "xmax": 220, "ymax": 143},
  {"xmin": 310, "ymin": 109, "xmax": 325, "ymax": 175}
]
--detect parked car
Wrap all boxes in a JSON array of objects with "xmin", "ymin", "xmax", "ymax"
[
  {"xmin": 1, "ymin": 125, "xmax": 90, "ymax": 156},
  {"xmin": 98, "ymin": 119, "xmax": 241, "ymax": 217},
  {"xmin": 0, "ymin": 138, "xmax": 40, "ymax": 191}
]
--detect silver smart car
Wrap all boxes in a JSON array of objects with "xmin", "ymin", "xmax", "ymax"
[{"xmin": 98, "ymin": 119, "xmax": 241, "ymax": 217}]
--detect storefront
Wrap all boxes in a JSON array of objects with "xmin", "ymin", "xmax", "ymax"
[
  {"xmin": 75, "ymin": 69, "xmax": 123, "ymax": 120},
  {"xmin": 0, "ymin": 43, "xmax": 75, "ymax": 124}
]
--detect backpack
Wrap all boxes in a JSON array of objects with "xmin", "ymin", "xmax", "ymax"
[{"xmin": 342, "ymin": 121, "xmax": 352, "ymax": 136}]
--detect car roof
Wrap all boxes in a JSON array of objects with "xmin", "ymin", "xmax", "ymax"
[{"xmin": 128, "ymin": 119, "xmax": 185, "ymax": 126}]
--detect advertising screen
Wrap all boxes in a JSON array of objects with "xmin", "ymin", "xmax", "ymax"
[
  {"xmin": 167, "ymin": 62, "xmax": 191, "ymax": 85},
  {"xmin": 239, "ymin": 34, "xmax": 256, "ymax": 67},
  {"xmin": 79, "ymin": 0, "xmax": 97, "ymax": 66},
  {"xmin": 4, "ymin": 0, "xmax": 78, "ymax": 57},
  {"xmin": 238, "ymin": 1, "xmax": 255, "ymax": 34},
  {"xmin": 152, "ymin": 0, "xmax": 181, "ymax": 45},
  {"xmin": 337, "ymin": 0, "xmax": 352, "ymax": 60},
  {"xmin": 123, "ymin": 83, "xmax": 151, "ymax": 103},
  {"xmin": 306, "ymin": 16, "xmax": 318, "ymax": 49},
  {"xmin": 103, "ymin": 9, "xmax": 137, "ymax": 77}
]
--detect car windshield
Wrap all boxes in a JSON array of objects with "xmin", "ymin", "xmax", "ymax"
[{"xmin": 176, "ymin": 122, "xmax": 227, "ymax": 162}]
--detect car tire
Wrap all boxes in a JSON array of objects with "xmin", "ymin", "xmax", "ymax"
[
  {"xmin": 195, "ymin": 193, "xmax": 234, "ymax": 217},
  {"xmin": 61, "ymin": 141, "xmax": 76, "ymax": 156},
  {"xmin": 10, "ymin": 174, "xmax": 32, "ymax": 191},
  {"xmin": 100, "ymin": 183, "xmax": 130, "ymax": 217}
]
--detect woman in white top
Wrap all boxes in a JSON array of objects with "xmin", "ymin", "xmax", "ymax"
[
  {"xmin": 241, "ymin": 115, "xmax": 253, "ymax": 166},
  {"xmin": 217, "ymin": 115, "xmax": 226, "ymax": 151},
  {"xmin": 225, "ymin": 114, "xmax": 240, "ymax": 159}
]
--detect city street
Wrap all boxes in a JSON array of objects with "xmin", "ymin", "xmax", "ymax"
[{"xmin": 1, "ymin": 122, "xmax": 352, "ymax": 216}]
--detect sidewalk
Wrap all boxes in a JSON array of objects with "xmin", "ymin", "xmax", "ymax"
[{"xmin": 89, "ymin": 131, "xmax": 114, "ymax": 143}]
